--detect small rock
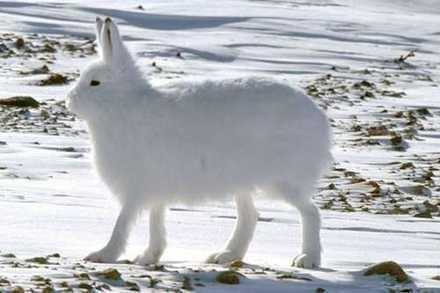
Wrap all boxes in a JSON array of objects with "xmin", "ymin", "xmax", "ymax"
[
  {"xmin": 277, "ymin": 273, "xmax": 312, "ymax": 281},
  {"xmin": 39, "ymin": 73, "xmax": 68, "ymax": 86},
  {"xmin": 364, "ymin": 261, "xmax": 409, "ymax": 283},
  {"xmin": 432, "ymin": 275, "xmax": 440, "ymax": 281},
  {"xmin": 181, "ymin": 276, "xmax": 193, "ymax": 291},
  {"xmin": 96, "ymin": 268, "xmax": 121, "ymax": 280},
  {"xmin": 360, "ymin": 80, "xmax": 373, "ymax": 87},
  {"xmin": 351, "ymin": 177, "xmax": 366, "ymax": 184},
  {"xmin": 47, "ymin": 252, "xmax": 60, "ymax": 258},
  {"xmin": 351, "ymin": 124, "xmax": 362, "ymax": 132},
  {"xmin": 151, "ymin": 264, "xmax": 166, "ymax": 271},
  {"xmin": 78, "ymin": 282, "xmax": 93, "ymax": 290},
  {"xmin": 362, "ymin": 91, "xmax": 375, "ymax": 98},
  {"xmin": 229, "ymin": 260, "xmax": 244, "ymax": 268},
  {"xmin": 11, "ymin": 286, "xmax": 25, "ymax": 293},
  {"xmin": 382, "ymin": 90, "xmax": 406, "ymax": 98},
  {"xmin": 422, "ymin": 170, "xmax": 434, "ymax": 181},
  {"xmin": 344, "ymin": 171, "xmax": 357, "ymax": 177},
  {"xmin": 118, "ymin": 259, "xmax": 133, "ymax": 264},
  {"xmin": 367, "ymin": 125, "xmax": 388, "ymax": 136},
  {"xmin": 0, "ymin": 96, "xmax": 39, "ymax": 108},
  {"xmin": 400, "ymin": 162, "xmax": 415, "ymax": 170},
  {"xmin": 407, "ymin": 185, "xmax": 431, "ymax": 196},
  {"xmin": 413, "ymin": 210, "xmax": 432, "ymax": 219},
  {"xmin": 42, "ymin": 286, "xmax": 54, "ymax": 293},
  {"xmin": 328, "ymin": 183, "xmax": 336, "ymax": 190},
  {"xmin": 15, "ymin": 38, "xmax": 25, "ymax": 49},
  {"xmin": 126, "ymin": 281, "xmax": 140, "ymax": 291},
  {"xmin": 20, "ymin": 64, "xmax": 50, "ymax": 75},
  {"xmin": 367, "ymin": 181, "xmax": 381, "ymax": 196},
  {"xmin": 343, "ymin": 205, "xmax": 356, "ymax": 212},
  {"xmin": 0, "ymin": 43, "xmax": 9, "ymax": 53},
  {"xmin": 216, "ymin": 271, "xmax": 243, "ymax": 285},
  {"xmin": 423, "ymin": 200, "xmax": 439, "ymax": 213},
  {"xmin": 96, "ymin": 283, "xmax": 111, "ymax": 290},
  {"xmin": 75, "ymin": 272, "xmax": 90, "ymax": 280},
  {"xmin": 42, "ymin": 44, "xmax": 56, "ymax": 53},
  {"xmin": 322, "ymin": 200, "xmax": 334, "ymax": 209},
  {"xmin": 26, "ymin": 256, "xmax": 48, "ymax": 264},
  {"xmin": 31, "ymin": 275, "xmax": 46, "ymax": 282},
  {"xmin": 390, "ymin": 135, "xmax": 403, "ymax": 146},
  {"xmin": 416, "ymin": 108, "xmax": 431, "ymax": 116},
  {"xmin": 63, "ymin": 43, "xmax": 77, "ymax": 52},
  {"xmin": 394, "ymin": 111, "xmax": 404, "ymax": 118},
  {"xmin": 148, "ymin": 276, "xmax": 161, "ymax": 288},
  {"xmin": 389, "ymin": 206, "xmax": 409, "ymax": 215}
]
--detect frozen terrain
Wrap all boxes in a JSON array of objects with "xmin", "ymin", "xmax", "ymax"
[{"xmin": 0, "ymin": 0, "xmax": 439, "ymax": 292}]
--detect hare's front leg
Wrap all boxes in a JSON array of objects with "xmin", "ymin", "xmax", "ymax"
[
  {"xmin": 134, "ymin": 205, "xmax": 167, "ymax": 265},
  {"xmin": 207, "ymin": 193, "xmax": 258, "ymax": 264},
  {"xmin": 85, "ymin": 203, "xmax": 138, "ymax": 263}
]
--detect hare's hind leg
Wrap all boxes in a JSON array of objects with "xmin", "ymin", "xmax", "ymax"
[
  {"xmin": 85, "ymin": 203, "xmax": 139, "ymax": 263},
  {"xmin": 134, "ymin": 204, "xmax": 167, "ymax": 265},
  {"xmin": 207, "ymin": 193, "xmax": 258, "ymax": 264},
  {"xmin": 273, "ymin": 182, "xmax": 321, "ymax": 269}
]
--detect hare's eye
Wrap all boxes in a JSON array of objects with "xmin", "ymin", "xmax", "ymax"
[{"xmin": 90, "ymin": 80, "xmax": 101, "ymax": 87}]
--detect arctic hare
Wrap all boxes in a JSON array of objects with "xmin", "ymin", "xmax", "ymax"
[{"xmin": 67, "ymin": 17, "xmax": 332, "ymax": 269}]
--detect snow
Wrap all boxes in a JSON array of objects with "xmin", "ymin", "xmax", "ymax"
[{"xmin": 0, "ymin": 0, "xmax": 439, "ymax": 292}]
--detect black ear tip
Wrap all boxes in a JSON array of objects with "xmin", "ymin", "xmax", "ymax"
[{"xmin": 105, "ymin": 17, "xmax": 112, "ymax": 23}]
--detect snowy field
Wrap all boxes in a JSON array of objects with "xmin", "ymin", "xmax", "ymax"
[{"xmin": 0, "ymin": 0, "xmax": 439, "ymax": 292}]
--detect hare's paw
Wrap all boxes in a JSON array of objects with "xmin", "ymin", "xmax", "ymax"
[
  {"xmin": 206, "ymin": 250, "xmax": 243, "ymax": 264},
  {"xmin": 292, "ymin": 253, "xmax": 320, "ymax": 269},
  {"xmin": 84, "ymin": 247, "xmax": 118, "ymax": 263},
  {"xmin": 134, "ymin": 251, "xmax": 161, "ymax": 266}
]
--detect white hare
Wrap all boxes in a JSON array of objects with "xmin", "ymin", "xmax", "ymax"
[{"xmin": 67, "ymin": 17, "xmax": 332, "ymax": 269}]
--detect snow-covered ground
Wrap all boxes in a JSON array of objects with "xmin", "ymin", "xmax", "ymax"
[{"xmin": 0, "ymin": 0, "xmax": 439, "ymax": 292}]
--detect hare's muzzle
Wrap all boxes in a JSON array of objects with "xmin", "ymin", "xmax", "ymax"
[{"xmin": 66, "ymin": 89, "xmax": 78, "ymax": 111}]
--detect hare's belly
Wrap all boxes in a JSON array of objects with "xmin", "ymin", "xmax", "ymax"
[
  {"xmin": 93, "ymin": 138, "xmax": 256, "ymax": 198},
  {"xmin": 95, "ymin": 138, "xmax": 321, "ymax": 199}
]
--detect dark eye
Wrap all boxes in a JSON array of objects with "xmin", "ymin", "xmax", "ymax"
[{"xmin": 90, "ymin": 80, "xmax": 100, "ymax": 86}]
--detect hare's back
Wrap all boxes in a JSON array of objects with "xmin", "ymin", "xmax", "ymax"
[
  {"xmin": 155, "ymin": 77, "xmax": 331, "ymax": 177},
  {"xmin": 169, "ymin": 77, "xmax": 329, "ymax": 144}
]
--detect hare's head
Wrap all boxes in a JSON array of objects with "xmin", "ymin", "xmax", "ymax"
[{"xmin": 67, "ymin": 17, "xmax": 144, "ymax": 119}]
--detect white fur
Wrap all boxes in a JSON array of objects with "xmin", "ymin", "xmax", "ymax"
[{"xmin": 69, "ymin": 17, "xmax": 332, "ymax": 268}]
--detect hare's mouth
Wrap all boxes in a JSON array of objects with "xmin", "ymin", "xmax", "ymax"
[
  {"xmin": 65, "ymin": 93, "xmax": 77, "ymax": 112},
  {"xmin": 65, "ymin": 97, "xmax": 73, "ymax": 111},
  {"xmin": 66, "ymin": 89, "xmax": 79, "ymax": 108}
]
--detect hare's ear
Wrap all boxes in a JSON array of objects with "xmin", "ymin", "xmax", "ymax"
[
  {"xmin": 95, "ymin": 17, "xmax": 103, "ymax": 48},
  {"xmin": 100, "ymin": 17, "xmax": 113, "ymax": 63},
  {"xmin": 101, "ymin": 17, "xmax": 126, "ymax": 66}
]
